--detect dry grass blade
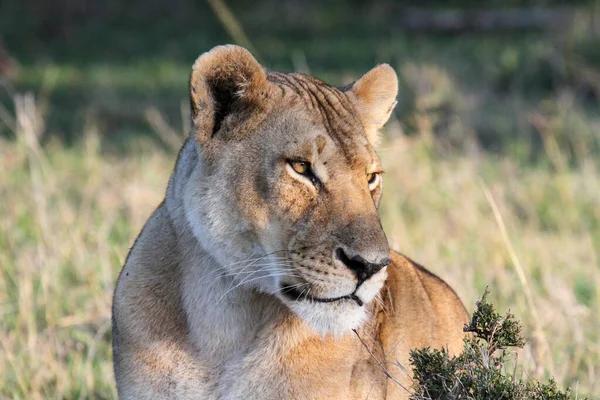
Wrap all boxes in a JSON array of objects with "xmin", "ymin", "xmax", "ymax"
[
  {"xmin": 208, "ymin": 0, "xmax": 260, "ymax": 59},
  {"xmin": 145, "ymin": 107, "xmax": 185, "ymax": 151},
  {"xmin": 352, "ymin": 329, "xmax": 413, "ymax": 395},
  {"xmin": 481, "ymin": 184, "xmax": 551, "ymax": 376}
]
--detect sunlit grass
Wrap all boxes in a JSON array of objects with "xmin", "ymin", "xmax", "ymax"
[{"xmin": 1, "ymin": 89, "xmax": 598, "ymax": 398}]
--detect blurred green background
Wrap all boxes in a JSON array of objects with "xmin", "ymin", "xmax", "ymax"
[
  {"xmin": 1, "ymin": 1, "xmax": 599, "ymax": 398},
  {"xmin": 1, "ymin": 0, "xmax": 598, "ymax": 155}
]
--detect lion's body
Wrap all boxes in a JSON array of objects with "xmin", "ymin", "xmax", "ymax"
[{"xmin": 112, "ymin": 46, "xmax": 469, "ymax": 399}]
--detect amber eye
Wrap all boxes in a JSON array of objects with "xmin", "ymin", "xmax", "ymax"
[
  {"xmin": 367, "ymin": 172, "xmax": 380, "ymax": 190},
  {"xmin": 290, "ymin": 160, "xmax": 310, "ymax": 175}
]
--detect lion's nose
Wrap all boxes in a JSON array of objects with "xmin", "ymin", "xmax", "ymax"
[{"xmin": 335, "ymin": 247, "xmax": 390, "ymax": 284}]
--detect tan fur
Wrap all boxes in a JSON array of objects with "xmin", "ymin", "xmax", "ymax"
[{"xmin": 112, "ymin": 45, "xmax": 469, "ymax": 399}]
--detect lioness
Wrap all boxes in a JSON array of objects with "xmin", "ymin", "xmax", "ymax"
[{"xmin": 112, "ymin": 45, "xmax": 468, "ymax": 399}]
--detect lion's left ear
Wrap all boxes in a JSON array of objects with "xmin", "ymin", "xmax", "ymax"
[{"xmin": 347, "ymin": 64, "xmax": 398, "ymax": 146}]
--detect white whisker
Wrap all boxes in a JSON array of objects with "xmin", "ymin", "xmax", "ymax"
[
  {"xmin": 272, "ymin": 282, "xmax": 309, "ymax": 295},
  {"xmin": 218, "ymin": 262, "xmax": 295, "ymax": 277},
  {"xmin": 216, "ymin": 271, "xmax": 296, "ymax": 304},
  {"xmin": 225, "ymin": 256, "xmax": 284, "ymax": 292}
]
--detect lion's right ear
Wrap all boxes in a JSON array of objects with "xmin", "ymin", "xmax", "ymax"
[
  {"xmin": 189, "ymin": 45, "xmax": 269, "ymax": 144},
  {"xmin": 347, "ymin": 64, "xmax": 398, "ymax": 146}
]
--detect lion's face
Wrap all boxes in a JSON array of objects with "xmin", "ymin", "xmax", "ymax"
[{"xmin": 185, "ymin": 46, "xmax": 398, "ymax": 336}]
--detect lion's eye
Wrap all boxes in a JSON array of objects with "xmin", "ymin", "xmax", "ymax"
[
  {"xmin": 367, "ymin": 172, "xmax": 380, "ymax": 190},
  {"xmin": 290, "ymin": 160, "xmax": 311, "ymax": 176}
]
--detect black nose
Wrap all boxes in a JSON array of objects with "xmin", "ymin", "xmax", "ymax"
[{"xmin": 335, "ymin": 248, "xmax": 391, "ymax": 283}]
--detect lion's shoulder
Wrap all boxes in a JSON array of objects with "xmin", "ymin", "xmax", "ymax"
[
  {"xmin": 382, "ymin": 251, "xmax": 468, "ymax": 351},
  {"xmin": 376, "ymin": 252, "xmax": 468, "ymax": 397}
]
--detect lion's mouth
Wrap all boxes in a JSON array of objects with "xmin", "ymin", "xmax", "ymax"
[{"xmin": 279, "ymin": 283, "xmax": 363, "ymax": 306}]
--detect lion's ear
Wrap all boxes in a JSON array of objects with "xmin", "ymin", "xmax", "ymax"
[
  {"xmin": 189, "ymin": 45, "xmax": 269, "ymax": 144},
  {"xmin": 347, "ymin": 64, "xmax": 398, "ymax": 146}
]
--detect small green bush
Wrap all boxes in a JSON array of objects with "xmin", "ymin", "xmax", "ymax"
[{"xmin": 409, "ymin": 290, "xmax": 575, "ymax": 400}]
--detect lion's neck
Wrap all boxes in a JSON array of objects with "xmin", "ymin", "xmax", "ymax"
[
  {"xmin": 180, "ymin": 246, "xmax": 287, "ymax": 366},
  {"xmin": 164, "ymin": 139, "xmax": 291, "ymax": 364}
]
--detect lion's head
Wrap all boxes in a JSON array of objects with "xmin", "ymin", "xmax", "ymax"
[{"xmin": 182, "ymin": 45, "xmax": 398, "ymax": 336}]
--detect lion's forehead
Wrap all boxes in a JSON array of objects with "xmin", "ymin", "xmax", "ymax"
[{"xmin": 267, "ymin": 71, "xmax": 375, "ymax": 168}]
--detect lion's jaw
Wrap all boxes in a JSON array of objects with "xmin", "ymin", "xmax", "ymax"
[{"xmin": 275, "ymin": 263, "xmax": 388, "ymax": 337}]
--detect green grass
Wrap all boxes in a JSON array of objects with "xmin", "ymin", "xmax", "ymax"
[{"xmin": 1, "ymin": 1, "xmax": 599, "ymax": 398}]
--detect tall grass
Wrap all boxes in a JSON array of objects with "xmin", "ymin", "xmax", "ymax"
[
  {"xmin": 0, "ymin": 95, "xmax": 166, "ymax": 399},
  {"xmin": 1, "ymin": 82, "xmax": 599, "ymax": 398}
]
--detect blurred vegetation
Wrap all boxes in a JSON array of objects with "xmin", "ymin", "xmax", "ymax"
[
  {"xmin": 0, "ymin": 0, "xmax": 599, "ymax": 398},
  {"xmin": 1, "ymin": 0, "xmax": 599, "ymax": 158}
]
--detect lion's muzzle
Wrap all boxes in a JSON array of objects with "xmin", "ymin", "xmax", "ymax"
[{"xmin": 334, "ymin": 247, "xmax": 390, "ymax": 284}]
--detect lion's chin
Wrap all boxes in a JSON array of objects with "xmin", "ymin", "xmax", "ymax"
[{"xmin": 284, "ymin": 299, "xmax": 368, "ymax": 337}]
